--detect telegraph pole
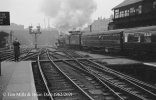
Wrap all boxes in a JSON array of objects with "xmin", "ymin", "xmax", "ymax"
[
  {"xmin": 9, "ymin": 31, "xmax": 13, "ymax": 49},
  {"xmin": 29, "ymin": 25, "xmax": 41, "ymax": 49}
]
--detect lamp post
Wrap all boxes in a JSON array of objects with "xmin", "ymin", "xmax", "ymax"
[{"xmin": 29, "ymin": 25, "xmax": 41, "ymax": 49}]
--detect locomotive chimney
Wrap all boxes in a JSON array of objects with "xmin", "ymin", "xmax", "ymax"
[{"xmin": 89, "ymin": 25, "xmax": 92, "ymax": 32}]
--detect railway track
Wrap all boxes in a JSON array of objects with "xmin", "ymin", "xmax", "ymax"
[
  {"xmin": 0, "ymin": 47, "xmax": 40, "ymax": 61},
  {"xmin": 57, "ymin": 49, "xmax": 84, "ymax": 59},
  {"xmin": 0, "ymin": 48, "xmax": 14, "ymax": 61},
  {"xmin": 37, "ymin": 49, "xmax": 94, "ymax": 100},
  {"xmin": 48, "ymin": 50, "xmax": 70, "ymax": 60},
  {"xmin": 77, "ymin": 59, "xmax": 156, "ymax": 100},
  {"xmin": 1, "ymin": 47, "xmax": 155, "ymax": 100},
  {"xmin": 46, "ymin": 49, "xmax": 144, "ymax": 99},
  {"xmin": 52, "ymin": 60, "xmax": 135, "ymax": 100},
  {"xmin": 20, "ymin": 48, "xmax": 42, "ymax": 61},
  {"xmin": 57, "ymin": 49, "xmax": 156, "ymax": 94},
  {"xmin": 89, "ymin": 60, "xmax": 156, "ymax": 97},
  {"xmin": 46, "ymin": 48, "xmax": 156, "ymax": 100}
]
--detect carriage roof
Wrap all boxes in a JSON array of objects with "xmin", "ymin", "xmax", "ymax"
[
  {"xmin": 124, "ymin": 26, "xmax": 156, "ymax": 33},
  {"xmin": 82, "ymin": 29, "xmax": 123, "ymax": 36},
  {"xmin": 82, "ymin": 25, "xmax": 156, "ymax": 36}
]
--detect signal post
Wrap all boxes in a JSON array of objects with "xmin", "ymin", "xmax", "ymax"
[{"xmin": 29, "ymin": 25, "xmax": 41, "ymax": 49}]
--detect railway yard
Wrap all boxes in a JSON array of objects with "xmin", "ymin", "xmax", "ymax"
[
  {"xmin": 0, "ymin": 47, "xmax": 156, "ymax": 100},
  {"xmin": 1, "ymin": 0, "xmax": 156, "ymax": 100}
]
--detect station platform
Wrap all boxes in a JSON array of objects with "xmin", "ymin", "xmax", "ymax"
[
  {"xmin": 144, "ymin": 62, "xmax": 156, "ymax": 67},
  {"xmin": 0, "ymin": 61, "xmax": 38, "ymax": 100},
  {"xmin": 77, "ymin": 51, "xmax": 141, "ymax": 65}
]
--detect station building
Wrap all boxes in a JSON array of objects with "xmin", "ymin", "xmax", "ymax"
[
  {"xmin": 83, "ymin": 17, "xmax": 110, "ymax": 32},
  {"xmin": 108, "ymin": 0, "xmax": 156, "ymax": 30}
]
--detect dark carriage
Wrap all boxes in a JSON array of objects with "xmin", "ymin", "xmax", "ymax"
[
  {"xmin": 58, "ymin": 26, "xmax": 156, "ymax": 56},
  {"xmin": 81, "ymin": 30, "xmax": 123, "ymax": 53},
  {"xmin": 123, "ymin": 26, "xmax": 156, "ymax": 56}
]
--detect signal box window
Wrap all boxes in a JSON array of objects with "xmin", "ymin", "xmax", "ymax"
[
  {"xmin": 125, "ymin": 10, "xmax": 129, "ymax": 16},
  {"xmin": 153, "ymin": 1, "xmax": 156, "ymax": 9},
  {"xmin": 120, "ymin": 11, "xmax": 124, "ymax": 17},
  {"xmin": 115, "ymin": 9, "xmax": 119, "ymax": 18},
  {"xmin": 130, "ymin": 7, "xmax": 135, "ymax": 15},
  {"xmin": 137, "ymin": 5, "xmax": 142, "ymax": 14}
]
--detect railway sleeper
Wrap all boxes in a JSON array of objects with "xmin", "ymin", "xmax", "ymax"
[
  {"xmin": 50, "ymin": 88, "xmax": 75, "ymax": 92},
  {"xmin": 54, "ymin": 95, "xmax": 85, "ymax": 100}
]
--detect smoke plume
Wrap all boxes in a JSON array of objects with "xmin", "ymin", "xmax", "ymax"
[{"xmin": 41, "ymin": 0, "xmax": 97, "ymax": 31}]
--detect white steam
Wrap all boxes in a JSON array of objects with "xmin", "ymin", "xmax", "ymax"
[{"xmin": 41, "ymin": 0, "xmax": 97, "ymax": 31}]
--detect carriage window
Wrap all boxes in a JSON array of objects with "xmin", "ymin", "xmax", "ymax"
[
  {"xmin": 127, "ymin": 33, "xmax": 141, "ymax": 42},
  {"xmin": 144, "ymin": 36, "xmax": 151, "ymax": 43},
  {"xmin": 151, "ymin": 35, "xmax": 156, "ymax": 42},
  {"xmin": 98, "ymin": 35, "xmax": 102, "ymax": 39},
  {"xmin": 144, "ymin": 33, "xmax": 151, "ymax": 43},
  {"xmin": 124, "ymin": 33, "xmax": 128, "ymax": 42}
]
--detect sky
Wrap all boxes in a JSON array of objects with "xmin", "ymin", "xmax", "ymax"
[{"xmin": 0, "ymin": 0, "xmax": 124, "ymax": 29}]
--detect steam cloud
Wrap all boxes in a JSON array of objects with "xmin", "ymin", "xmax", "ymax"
[{"xmin": 41, "ymin": 0, "xmax": 97, "ymax": 31}]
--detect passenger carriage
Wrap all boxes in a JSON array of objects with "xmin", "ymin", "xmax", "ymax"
[
  {"xmin": 58, "ymin": 26, "xmax": 156, "ymax": 56},
  {"xmin": 81, "ymin": 30, "xmax": 123, "ymax": 53},
  {"xmin": 123, "ymin": 27, "xmax": 156, "ymax": 55}
]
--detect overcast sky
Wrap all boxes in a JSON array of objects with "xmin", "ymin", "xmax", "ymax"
[{"xmin": 0, "ymin": 0, "xmax": 124, "ymax": 29}]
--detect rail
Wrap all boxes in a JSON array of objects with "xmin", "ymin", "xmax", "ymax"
[
  {"xmin": 37, "ymin": 51, "xmax": 54, "ymax": 100},
  {"xmin": 46, "ymin": 49, "xmax": 94, "ymax": 100}
]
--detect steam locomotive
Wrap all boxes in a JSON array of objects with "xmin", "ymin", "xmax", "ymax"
[{"xmin": 58, "ymin": 26, "xmax": 156, "ymax": 56}]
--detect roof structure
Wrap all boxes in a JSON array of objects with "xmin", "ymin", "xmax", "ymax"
[{"xmin": 113, "ymin": 0, "xmax": 143, "ymax": 9}]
